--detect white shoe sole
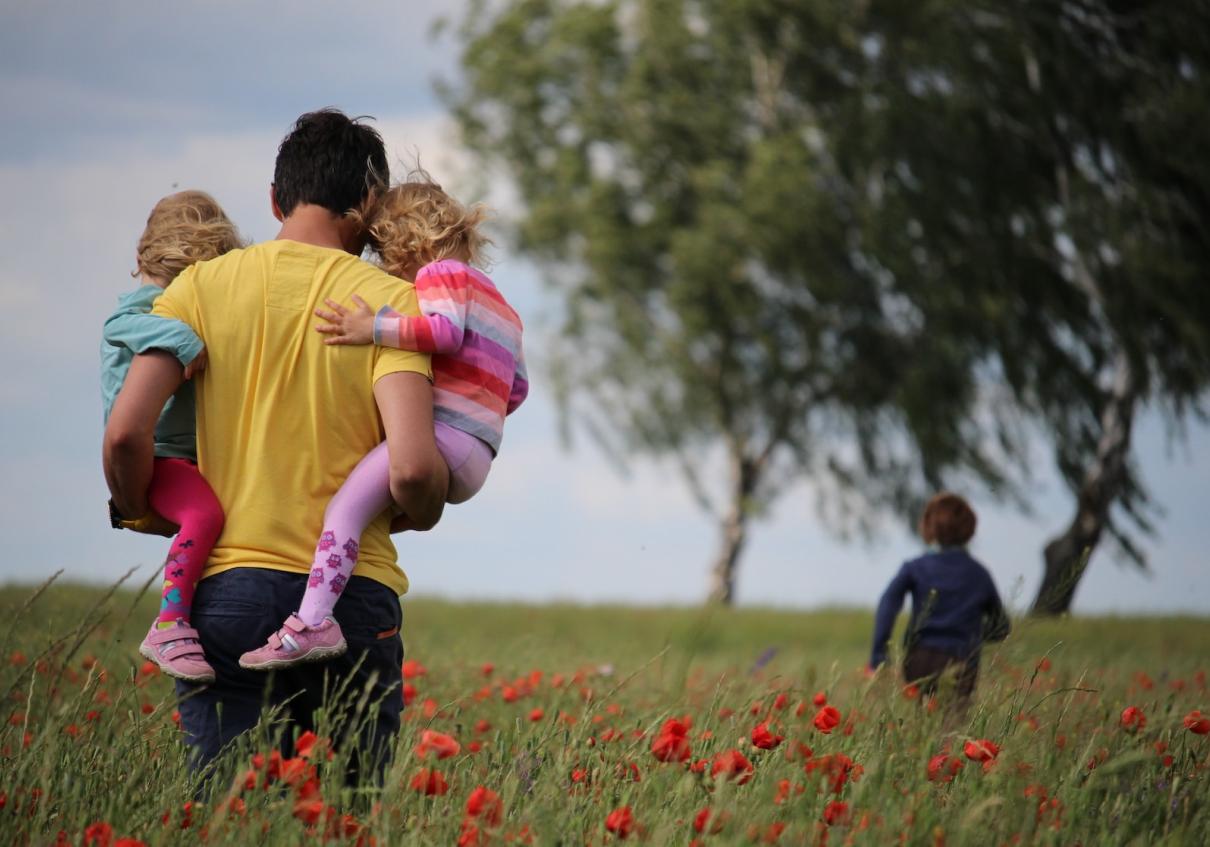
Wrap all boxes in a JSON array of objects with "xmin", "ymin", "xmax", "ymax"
[
  {"xmin": 238, "ymin": 641, "xmax": 349, "ymax": 671},
  {"xmin": 138, "ymin": 643, "xmax": 216, "ymax": 684}
]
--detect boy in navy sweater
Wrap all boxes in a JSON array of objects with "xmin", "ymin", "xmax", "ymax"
[{"xmin": 868, "ymin": 493, "xmax": 1010, "ymax": 700}]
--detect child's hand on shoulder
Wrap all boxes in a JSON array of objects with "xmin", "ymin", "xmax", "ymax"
[{"xmin": 315, "ymin": 295, "xmax": 375, "ymax": 346}]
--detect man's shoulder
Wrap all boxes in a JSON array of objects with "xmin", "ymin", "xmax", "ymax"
[{"xmin": 331, "ymin": 256, "xmax": 416, "ymax": 306}]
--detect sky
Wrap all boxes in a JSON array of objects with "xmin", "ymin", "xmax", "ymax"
[{"xmin": 1, "ymin": 1, "xmax": 1207, "ymax": 616}]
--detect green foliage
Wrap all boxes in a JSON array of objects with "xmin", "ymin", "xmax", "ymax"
[
  {"xmin": 443, "ymin": 0, "xmax": 1210, "ymax": 590},
  {"xmin": 1, "ymin": 583, "xmax": 1209, "ymax": 844},
  {"xmin": 446, "ymin": 0, "xmax": 1003, "ymax": 530}
]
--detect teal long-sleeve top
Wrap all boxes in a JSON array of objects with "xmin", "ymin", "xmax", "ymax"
[{"xmin": 100, "ymin": 283, "xmax": 204, "ymax": 460}]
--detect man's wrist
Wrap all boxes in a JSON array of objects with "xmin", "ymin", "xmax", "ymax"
[{"xmin": 108, "ymin": 498, "xmax": 151, "ymax": 530}]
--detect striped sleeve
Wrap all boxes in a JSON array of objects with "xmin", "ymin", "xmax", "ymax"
[
  {"xmin": 371, "ymin": 260, "xmax": 472, "ymax": 354},
  {"xmin": 507, "ymin": 347, "xmax": 529, "ymax": 415}
]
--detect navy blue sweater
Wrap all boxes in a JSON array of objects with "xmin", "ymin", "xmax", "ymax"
[{"xmin": 869, "ymin": 548, "xmax": 1010, "ymax": 668}]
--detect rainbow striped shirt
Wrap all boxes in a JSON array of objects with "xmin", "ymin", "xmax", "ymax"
[{"xmin": 373, "ymin": 259, "xmax": 528, "ymax": 453}]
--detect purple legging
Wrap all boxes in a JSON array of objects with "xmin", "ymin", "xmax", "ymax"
[{"xmin": 297, "ymin": 422, "xmax": 493, "ymax": 626}]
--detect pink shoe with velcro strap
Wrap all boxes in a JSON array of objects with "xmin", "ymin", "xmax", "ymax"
[
  {"xmin": 238, "ymin": 614, "xmax": 347, "ymax": 671},
  {"xmin": 139, "ymin": 620, "xmax": 215, "ymax": 683}
]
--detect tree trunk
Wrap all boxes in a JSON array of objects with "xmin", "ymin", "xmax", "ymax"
[
  {"xmin": 706, "ymin": 448, "xmax": 760, "ymax": 606},
  {"xmin": 1032, "ymin": 352, "xmax": 1137, "ymax": 615}
]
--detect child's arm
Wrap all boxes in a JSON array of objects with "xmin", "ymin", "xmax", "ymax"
[
  {"xmin": 315, "ymin": 261, "xmax": 472, "ymax": 354},
  {"xmin": 982, "ymin": 583, "xmax": 1012, "ymax": 643},
  {"xmin": 375, "ymin": 261, "xmax": 473, "ymax": 354},
  {"xmin": 104, "ymin": 308, "xmax": 204, "ymax": 372},
  {"xmin": 507, "ymin": 349, "xmax": 530, "ymax": 415},
  {"xmin": 869, "ymin": 564, "xmax": 913, "ymax": 668}
]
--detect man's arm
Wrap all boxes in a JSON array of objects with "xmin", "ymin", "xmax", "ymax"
[
  {"xmin": 373, "ymin": 372, "xmax": 448, "ymax": 531},
  {"xmin": 103, "ymin": 351, "xmax": 183, "ymax": 519}
]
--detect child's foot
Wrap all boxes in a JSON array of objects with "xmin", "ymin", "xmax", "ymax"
[
  {"xmin": 238, "ymin": 614, "xmax": 347, "ymax": 670},
  {"xmin": 139, "ymin": 620, "xmax": 215, "ymax": 683}
]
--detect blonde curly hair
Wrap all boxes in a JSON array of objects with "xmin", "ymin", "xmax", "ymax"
[
  {"xmin": 134, "ymin": 190, "xmax": 243, "ymax": 283},
  {"xmin": 357, "ymin": 174, "xmax": 490, "ymax": 279}
]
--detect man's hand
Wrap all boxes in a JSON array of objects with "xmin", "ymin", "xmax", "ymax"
[
  {"xmin": 389, "ymin": 513, "xmax": 416, "ymax": 533},
  {"xmin": 183, "ymin": 346, "xmax": 208, "ymax": 380},
  {"xmin": 315, "ymin": 295, "xmax": 375, "ymax": 345},
  {"xmin": 112, "ymin": 503, "xmax": 180, "ymax": 537}
]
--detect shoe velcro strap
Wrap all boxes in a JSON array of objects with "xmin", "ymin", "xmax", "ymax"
[{"xmin": 146, "ymin": 626, "xmax": 200, "ymax": 646}]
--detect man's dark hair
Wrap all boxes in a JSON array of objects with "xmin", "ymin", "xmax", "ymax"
[{"xmin": 273, "ymin": 108, "xmax": 389, "ymax": 217}]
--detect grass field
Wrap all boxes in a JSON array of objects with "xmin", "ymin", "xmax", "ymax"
[{"xmin": 1, "ymin": 577, "xmax": 1208, "ymax": 845}]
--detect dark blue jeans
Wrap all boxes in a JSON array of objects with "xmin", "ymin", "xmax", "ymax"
[{"xmin": 176, "ymin": 568, "xmax": 403, "ymax": 784}]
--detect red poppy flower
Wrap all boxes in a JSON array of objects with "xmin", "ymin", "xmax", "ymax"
[
  {"xmin": 402, "ymin": 659, "xmax": 427, "ymax": 679},
  {"xmin": 711, "ymin": 749, "xmax": 755, "ymax": 784},
  {"xmin": 1184, "ymin": 710, "xmax": 1210, "ymax": 735},
  {"xmin": 481, "ymin": 663, "xmax": 494, "ymax": 676},
  {"xmin": 83, "ymin": 822, "xmax": 113, "ymax": 846},
  {"xmin": 772, "ymin": 693, "xmax": 789, "ymax": 711},
  {"xmin": 278, "ymin": 756, "xmax": 315, "ymax": 787},
  {"xmin": 528, "ymin": 707, "xmax": 545, "ymax": 722},
  {"xmin": 458, "ymin": 822, "xmax": 487, "ymax": 847},
  {"xmin": 927, "ymin": 754, "xmax": 964, "ymax": 783},
  {"xmin": 293, "ymin": 798, "xmax": 326, "ymax": 826},
  {"xmin": 402, "ymin": 683, "xmax": 417, "ymax": 706},
  {"xmin": 805, "ymin": 752, "xmax": 861, "ymax": 793},
  {"xmin": 963, "ymin": 739, "xmax": 1000, "ymax": 762},
  {"xmin": 823, "ymin": 800, "xmax": 850, "ymax": 826},
  {"xmin": 295, "ymin": 730, "xmax": 331, "ymax": 760},
  {"xmin": 812, "ymin": 691, "xmax": 828, "ymax": 707},
  {"xmin": 410, "ymin": 768, "xmax": 450, "ymax": 795},
  {"xmin": 1120, "ymin": 706, "xmax": 1146, "ymax": 732},
  {"xmin": 617, "ymin": 761, "xmax": 642, "ymax": 782},
  {"xmin": 466, "ymin": 786, "xmax": 503, "ymax": 826},
  {"xmin": 761, "ymin": 822, "xmax": 787, "ymax": 843},
  {"xmin": 651, "ymin": 717, "xmax": 693, "ymax": 762},
  {"xmin": 605, "ymin": 806, "xmax": 635, "ymax": 839},
  {"xmin": 475, "ymin": 719, "xmax": 492, "ymax": 734},
  {"xmin": 693, "ymin": 807, "xmax": 730, "ymax": 834},
  {"xmin": 751, "ymin": 721, "xmax": 784, "ymax": 750},
  {"xmin": 813, "ymin": 705, "xmax": 841, "ymax": 734},
  {"xmin": 416, "ymin": 730, "xmax": 461, "ymax": 760}
]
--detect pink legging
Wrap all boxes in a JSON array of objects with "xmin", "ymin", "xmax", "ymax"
[
  {"xmin": 146, "ymin": 457, "xmax": 224, "ymax": 626},
  {"xmin": 296, "ymin": 422, "xmax": 492, "ymax": 626}
]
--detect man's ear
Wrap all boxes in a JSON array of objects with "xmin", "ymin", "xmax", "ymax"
[{"xmin": 270, "ymin": 184, "xmax": 284, "ymax": 222}]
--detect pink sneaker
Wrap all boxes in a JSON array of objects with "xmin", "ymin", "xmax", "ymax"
[
  {"xmin": 239, "ymin": 614, "xmax": 347, "ymax": 670},
  {"xmin": 139, "ymin": 620, "xmax": 215, "ymax": 683}
]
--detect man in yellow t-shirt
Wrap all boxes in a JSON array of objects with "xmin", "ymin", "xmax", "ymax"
[{"xmin": 103, "ymin": 109, "xmax": 448, "ymax": 781}]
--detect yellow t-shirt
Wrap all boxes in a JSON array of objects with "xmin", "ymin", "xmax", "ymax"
[{"xmin": 152, "ymin": 239, "xmax": 430, "ymax": 595}]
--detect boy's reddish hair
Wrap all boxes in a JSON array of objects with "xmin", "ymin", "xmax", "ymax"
[{"xmin": 919, "ymin": 492, "xmax": 977, "ymax": 547}]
